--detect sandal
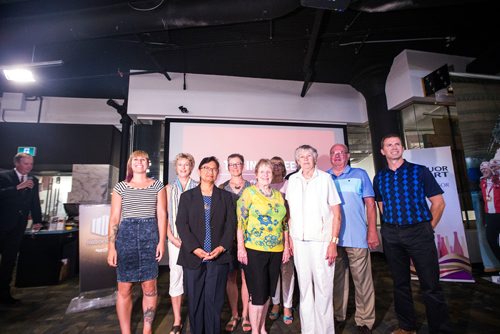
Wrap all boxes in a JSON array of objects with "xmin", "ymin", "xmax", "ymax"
[
  {"xmin": 283, "ymin": 308, "xmax": 294, "ymax": 325},
  {"xmin": 242, "ymin": 317, "xmax": 252, "ymax": 332},
  {"xmin": 225, "ymin": 316, "xmax": 240, "ymax": 332},
  {"xmin": 268, "ymin": 304, "xmax": 280, "ymax": 320},
  {"xmin": 169, "ymin": 324, "xmax": 183, "ymax": 334}
]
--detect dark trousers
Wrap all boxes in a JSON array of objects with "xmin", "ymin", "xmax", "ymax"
[
  {"xmin": 184, "ymin": 262, "xmax": 229, "ymax": 334},
  {"xmin": 381, "ymin": 222, "xmax": 452, "ymax": 333},
  {"xmin": 0, "ymin": 218, "xmax": 26, "ymax": 295},
  {"xmin": 243, "ymin": 248, "xmax": 282, "ymax": 305},
  {"xmin": 485, "ymin": 213, "xmax": 500, "ymax": 262}
]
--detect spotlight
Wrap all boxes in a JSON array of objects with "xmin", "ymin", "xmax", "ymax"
[
  {"xmin": 107, "ymin": 99, "xmax": 121, "ymax": 109},
  {"xmin": 107, "ymin": 99, "xmax": 127, "ymax": 116},
  {"xmin": 178, "ymin": 106, "xmax": 189, "ymax": 113}
]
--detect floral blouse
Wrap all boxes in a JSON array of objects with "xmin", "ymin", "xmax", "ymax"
[{"xmin": 237, "ymin": 185, "xmax": 287, "ymax": 252}]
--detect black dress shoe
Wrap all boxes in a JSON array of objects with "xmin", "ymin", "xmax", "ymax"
[
  {"xmin": 357, "ymin": 325, "xmax": 372, "ymax": 334},
  {"xmin": 334, "ymin": 319, "xmax": 345, "ymax": 331},
  {"xmin": 0, "ymin": 293, "xmax": 20, "ymax": 305}
]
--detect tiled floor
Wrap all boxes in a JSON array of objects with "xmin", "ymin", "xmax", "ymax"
[{"xmin": 1, "ymin": 253, "xmax": 499, "ymax": 333}]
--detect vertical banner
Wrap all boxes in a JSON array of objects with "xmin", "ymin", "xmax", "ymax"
[
  {"xmin": 404, "ymin": 147, "xmax": 474, "ymax": 282},
  {"xmin": 79, "ymin": 204, "xmax": 117, "ymax": 292}
]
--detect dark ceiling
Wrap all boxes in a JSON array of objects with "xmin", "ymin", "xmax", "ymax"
[{"xmin": 0, "ymin": 0, "xmax": 499, "ymax": 100}]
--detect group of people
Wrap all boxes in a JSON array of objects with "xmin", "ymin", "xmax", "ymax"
[
  {"xmin": 479, "ymin": 159, "xmax": 500, "ymax": 263},
  {"xmin": 105, "ymin": 133, "xmax": 453, "ymax": 334}
]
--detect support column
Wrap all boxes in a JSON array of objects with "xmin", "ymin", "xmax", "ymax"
[
  {"xmin": 350, "ymin": 64, "xmax": 401, "ymax": 172},
  {"xmin": 133, "ymin": 121, "xmax": 162, "ymax": 181},
  {"xmin": 107, "ymin": 99, "xmax": 131, "ymax": 181}
]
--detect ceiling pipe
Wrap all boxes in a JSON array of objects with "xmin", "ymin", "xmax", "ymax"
[
  {"xmin": 349, "ymin": 0, "xmax": 484, "ymax": 13},
  {"xmin": 0, "ymin": 0, "xmax": 300, "ymax": 47},
  {"xmin": 300, "ymin": 9, "xmax": 326, "ymax": 97}
]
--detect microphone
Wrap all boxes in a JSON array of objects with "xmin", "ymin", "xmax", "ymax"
[{"xmin": 23, "ymin": 176, "xmax": 33, "ymax": 192}]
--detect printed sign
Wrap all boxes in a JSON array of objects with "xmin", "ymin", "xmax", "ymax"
[{"xmin": 404, "ymin": 146, "xmax": 474, "ymax": 282}]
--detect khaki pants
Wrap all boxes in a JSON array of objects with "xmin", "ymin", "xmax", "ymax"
[{"xmin": 333, "ymin": 247, "xmax": 375, "ymax": 329}]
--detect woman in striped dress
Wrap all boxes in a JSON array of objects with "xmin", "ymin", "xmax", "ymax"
[
  {"xmin": 165, "ymin": 153, "xmax": 198, "ymax": 334},
  {"xmin": 107, "ymin": 150, "xmax": 167, "ymax": 334}
]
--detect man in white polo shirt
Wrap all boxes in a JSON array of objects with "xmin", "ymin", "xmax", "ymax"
[{"xmin": 286, "ymin": 144, "xmax": 341, "ymax": 334}]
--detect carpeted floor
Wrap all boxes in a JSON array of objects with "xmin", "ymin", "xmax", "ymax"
[{"xmin": 1, "ymin": 253, "xmax": 499, "ymax": 333}]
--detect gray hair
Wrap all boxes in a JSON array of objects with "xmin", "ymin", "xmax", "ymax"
[
  {"xmin": 294, "ymin": 145, "xmax": 318, "ymax": 164},
  {"xmin": 13, "ymin": 153, "xmax": 33, "ymax": 164}
]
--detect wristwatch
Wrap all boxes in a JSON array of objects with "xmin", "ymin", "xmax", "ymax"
[{"xmin": 330, "ymin": 236, "xmax": 339, "ymax": 244}]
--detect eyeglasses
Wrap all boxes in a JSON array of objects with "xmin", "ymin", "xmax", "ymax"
[
  {"xmin": 201, "ymin": 166, "xmax": 218, "ymax": 173},
  {"xmin": 228, "ymin": 162, "xmax": 243, "ymax": 168},
  {"xmin": 272, "ymin": 163, "xmax": 284, "ymax": 168},
  {"xmin": 330, "ymin": 151, "xmax": 348, "ymax": 156}
]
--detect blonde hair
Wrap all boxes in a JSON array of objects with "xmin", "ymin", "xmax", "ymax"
[
  {"xmin": 254, "ymin": 159, "xmax": 273, "ymax": 175},
  {"xmin": 270, "ymin": 156, "xmax": 286, "ymax": 178},
  {"xmin": 175, "ymin": 153, "xmax": 195, "ymax": 170},
  {"xmin": 126, "ymin": 150, "xmax": 149, "ymax": 182}
]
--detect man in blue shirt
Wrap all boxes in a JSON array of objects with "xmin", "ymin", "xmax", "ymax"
[
  {"xmin": 327, "ymin": 144, "xmax": 379, "ymax": 334},
  {"xmin": 373, "ymin": 134, "xmax": 451, "ymax": 334}
]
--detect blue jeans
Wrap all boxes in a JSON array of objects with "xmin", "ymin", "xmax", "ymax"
[{"xmin": 381, "ymin": 222, "xmax": 452, "ymax": 333}]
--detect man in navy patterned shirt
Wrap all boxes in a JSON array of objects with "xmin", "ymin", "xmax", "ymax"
[{"xmin": 373, "ymin": 134, "xmax": 451, "ymax": 334}]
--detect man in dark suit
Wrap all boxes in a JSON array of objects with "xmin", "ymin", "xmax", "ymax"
[
  {"xmin": 0, "ymin": 153, "xmax": 42, "ymax": 304},
  {"xmin": 176, "ymin": 156, "xmax": 236, "ymax": 334}
]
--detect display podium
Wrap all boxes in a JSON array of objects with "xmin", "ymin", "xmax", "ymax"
[{"xmin": 66, "ymin": 204, "xmax": 117, "ymax": 313}]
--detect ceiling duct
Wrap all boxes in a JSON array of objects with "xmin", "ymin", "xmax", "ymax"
[{"xmin": 0, "ymin": 0, "xmax": 300, "ymax": 46}]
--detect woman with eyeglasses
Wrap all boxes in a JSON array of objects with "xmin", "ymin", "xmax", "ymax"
[
  {"xmin": 176, "ymin": 156, "xmax": 236, "ymax": 334},
  {"xmin": 237, "ymin": 159, "xmax": 290, "ymax": 334},
  {"xmin": 165, "ymin": 153, "xmax": 199, "ymax": 334},
  {"xmin": 268, "ymin": 156, "xmax": 295, "ymax": 325},
  {"xmin": 219, "ymin": 153, "xmax": 252, "ymax": 332},
  {"xmin": 107, "ymin": 150, "xmax": 166, "ymax": 334}
]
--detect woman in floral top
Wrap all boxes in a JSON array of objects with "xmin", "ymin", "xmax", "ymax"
[{"xmin": 237, "ymin": 159, "xmax": 290, "ymax": 334}]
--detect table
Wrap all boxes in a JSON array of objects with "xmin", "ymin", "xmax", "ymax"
[{"xmin": 15, "ymin": 229, "xmax": 79, "ymax": 288}]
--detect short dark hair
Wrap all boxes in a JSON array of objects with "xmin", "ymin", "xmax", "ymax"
[
  {"xmin": 380, "ymin": 133, "xmax": 403, "ymax": 149},
  {"xmin": 199, "ymin": 156, "xmax": 220, "ymax": 170},
  {"xmin": 227, "ymin": 153, "xmax": 244, "ymax": 164}
]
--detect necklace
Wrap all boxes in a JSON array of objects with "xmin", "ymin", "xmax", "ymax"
[
  {"xmin": 231, "ymin": 180, "xmax": 244, "ymax": 190},
  {"xmin": 258, "ymin": 187, "xmax": 272, "ymax": 197}
]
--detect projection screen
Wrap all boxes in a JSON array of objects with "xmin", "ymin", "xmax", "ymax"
[{"xmin": 165, "ymin": 119, "xmax": 346, "ymax": 184}]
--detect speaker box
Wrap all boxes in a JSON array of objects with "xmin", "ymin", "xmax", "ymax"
[{"xmin": 422, "ymin": 64, "xmax": 451, "ymax": 97}]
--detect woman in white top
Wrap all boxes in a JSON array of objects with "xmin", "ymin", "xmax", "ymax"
[
  {"xmin": 107, "ymin": 150, "xmax": 167, "ymax": 334},
  {"xmin": 165, "ymin": 153, "xmax": 199, "ymax": 334}
]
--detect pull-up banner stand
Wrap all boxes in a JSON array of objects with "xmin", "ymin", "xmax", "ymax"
[{"xmin": 404, "ymin": 147, "xmax": 474, "ymax": 282}]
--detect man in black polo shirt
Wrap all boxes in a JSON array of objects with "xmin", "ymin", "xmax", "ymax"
[{"xmin": 373, "ymin": 134, "xmax": 451, "ymax": 334}]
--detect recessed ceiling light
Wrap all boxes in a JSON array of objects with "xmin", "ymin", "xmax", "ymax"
[{"xmin": 3, "ymin": 68, "xmax": 35, "ymax": 82}]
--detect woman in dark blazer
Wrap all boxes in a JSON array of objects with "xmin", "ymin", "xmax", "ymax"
[{"xmin": 176, "ymin": 156, "xmax": 236, "ymax": 334}]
